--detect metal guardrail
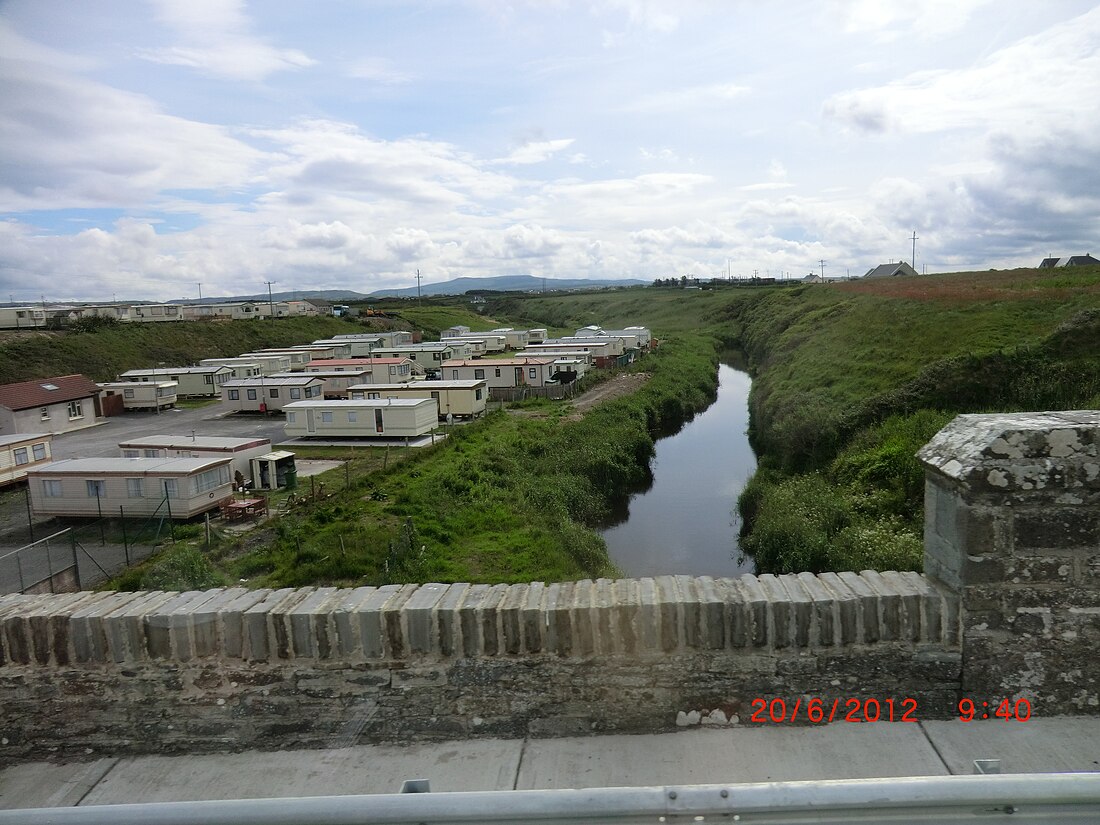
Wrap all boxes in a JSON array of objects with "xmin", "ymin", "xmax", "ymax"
[{"xmin": 1, "ymin": 773, "xmax": 1099, "ymax": 824}]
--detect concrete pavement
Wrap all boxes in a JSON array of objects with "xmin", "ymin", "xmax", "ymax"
[{"xmin": 2, "ymin": 718, "xmax": 1098, "ymax": 809}]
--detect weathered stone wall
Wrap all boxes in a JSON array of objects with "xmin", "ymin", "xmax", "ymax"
[
  {"xmin": 4, "ymin": 410, "xmax": 1098, "ymax": 763},
  {"xmin": 918, "ymin": 410, "xmax": 1100, "ymax": 714},
  {"xmin": 0, "ymin": 572, "xmax": 960, "ymax": 762}
]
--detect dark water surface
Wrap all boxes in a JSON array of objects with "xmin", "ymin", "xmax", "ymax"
[{"xmin": 600, "ymin": 362, "xmax": 757, "ymax": 577}]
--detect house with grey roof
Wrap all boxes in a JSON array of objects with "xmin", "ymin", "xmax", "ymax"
[
  {"xmin": 863, "ymin": 262, "xmax": 919, "ymax": 278},
  {"xmin": 1038, "ymin": 254, "xmax": 1100, "ymax": 268}
]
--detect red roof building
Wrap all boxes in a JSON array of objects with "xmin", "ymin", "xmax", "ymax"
[{"xmin": 0, "ymin": 374, "xmax": 103, "ymax": 435}]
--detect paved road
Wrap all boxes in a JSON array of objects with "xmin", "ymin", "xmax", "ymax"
[
  {"xmin": 1, "ymin": 718, "xmax": 1098, "ymax": 809},
  {"xmin": 49, "ymin": 405, "xmax": 290, "ymax": 461}
]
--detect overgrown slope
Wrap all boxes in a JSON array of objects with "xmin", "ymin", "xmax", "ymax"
[{"xmin": 0, "ymin": 317, "xmax": 366, "ymax": 384}]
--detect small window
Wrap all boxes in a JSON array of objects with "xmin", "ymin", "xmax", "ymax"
[
  {"xmin": 290, "ymin": 388, "xmax": 301, "ymax": 399},
  {"xmin": 32, "ymin": 443, "xmax": 47, "ymax": 461},
  {"xmin": 367, "ymin": 392, "xmax": 380, "ymax": 400},
  {"xmin": 475, "ymin": 388, "xmax": 483, "ymax": 400},
  {"xmin": 122, "ymin": 449, "xmax": 139, "ymax": 458},
  {"xmin": 286, "ymin": 411, "xmax": 296, "ymax": 424},
  {"xmin": 529, "ymin": 368, "xmax": 537, "ymax": 379},
  {"xmin": 43, "ymin": 479, "xmax": 62, "ymax": 497},
  {"xmin": 204, "ymin": 374, "xmax": 214, "ymax": 385},
  {"xmin": 86, "ymin": 479, "xmax": 105, "ymax": 498},
  {"xmin": 321, "ymin": 411, "xmax": 333, "ymax": 423},
  {"xmin": 40, "ymin": 407, "xmax": 50, "ymax": 420},
  {"xmin": 246, "ymin": 389, "xmax": 257, "ymax": 400},
  {"xmin": 452, "ymin": 370, "xmax": 459, "ymax": 380},
  {"xmin": 144, "ymin": 449, "xmax": 159, "ymax": 457},
  {"xmin": 228, "ymin": 389, "xmax": 240, "ymax": 400},
  {"xmin": 269, "ymin": 388, "xmax": 279, "ymax": 398},
  {"xmin": 123, "ymin": 388, "xmax": 135, "ymax": 399},
  {"xmin": 495, "ymin": 368, "xmax": 501, "ymax": 378},
  {"xmin": 161, "ymin": 478, "xmax": 178, "ymax": 498},
  {"xmin": 126, "ymin": 478, "xmax": 143, "ymax": 498},
  {"xmin": 13, "ymin": 447, "xmax": 29, "ymax": 465},
  {"xmin": 474, "ymin": 369, "xmax": 485, "ymax": 380},
  {"xmin": 68, "ymin": 400, "xmax": 83, "ymax": 419},
  {"xmin": 389, "ymin": 365, "xmax": 396, "ymax": 375},
  {"xmin": 347, "ymin": 411, "xmax": 357, "ymax": 423}
]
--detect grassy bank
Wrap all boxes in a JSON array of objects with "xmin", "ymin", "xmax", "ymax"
[
  {"xmin": 113, "ymin": 334, "xmax": 720, "ymax": 589},
  {"xmin": 730, "ymin": 269, "xmax": 1100, "ymax": 572},
  {"xmin": 0, "ymin": 316, "xmax": 367, "ymax": 384}
]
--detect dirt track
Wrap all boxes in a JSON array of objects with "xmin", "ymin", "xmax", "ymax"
[{"xmin": 565, "ymin": 372, "xmax": 649, "ymax": 419}]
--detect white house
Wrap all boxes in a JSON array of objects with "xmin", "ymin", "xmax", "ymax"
[
  {"xmin": 241, "ymin": 350, "xmax": 313, "ymax": 370},
  {"xmin": 308, "ymin": 336, "xmax": 386, "ymax": 357},
  {"xmin": 304, "ymin": 358, "xmax": 416, "ymax": 382},
  {"xmin": 119, "ymin": 366, "xmax": 233, "ymax": 397},
  {"xmin": 269, "ymin": 369, "xmax": 371, "ymax": 398},
  {"xmin": 201, "ymin": 354, "xmax": 292, "ymax": 376},
  {"xmin": 27, "ymin": 457, "xmax": 234, "ymax": 519},
  {"xmin": 0, "ymin": 306, "xmax": 49, "ymax": 330},
  {"xmin": 491, "ymin": 328, "xmax": 530, "ymax": 349},
  {"xmin": 118, "ymin": 435, "xmax": 279, "ymax": 486},
  {"xmin": 371, "ymin": 342, "xmax": 474, "ymax": 369},
  {"xmin": 349, "ymin": 380, "xmax": 488, "ymax": 419},
  {"xmin": 443, "ymin": 333, "xmax": 508, "ymax": 353},
  {"xmin": 283, "ymin": 398, "xmax": 438, "ymax": 439},
  {"xmin": 99, "ymin": 381, "xmax": 178, "ymax": 412},
  {"xmin": 0, "ymin": 375, "xmax": 103, "ymax": 436},
  {"xmin": 128, "ymin": 304, "xmax": 182, "ymax": 322},
  {"xmin": 440, "ymin": 325, "xmax": 471, "ymax": 338},
  {"xmin": 220, "ymin": 376, "xmax": 324, "ymax": 413},
  {"xmin": 0, "ymin": 433, "xmax": 53, "ymax": 487},
  {"xmin": 440, "ymin": 357, "xmax": 557, "ymax": 390}
]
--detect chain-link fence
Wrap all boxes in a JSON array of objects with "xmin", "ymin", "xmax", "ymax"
[{"xmin": 0, "ymin": 495, "xmax": 184, "ymax": 595}]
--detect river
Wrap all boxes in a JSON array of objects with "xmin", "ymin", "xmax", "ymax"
[{"xmin": 600, "ymin": 361, "xmax": 757, "ymax": 577}]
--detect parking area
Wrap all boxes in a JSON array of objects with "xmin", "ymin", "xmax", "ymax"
[{"xmin": 48, "ymin": 404, "xmax": 291, "ymax": 461}]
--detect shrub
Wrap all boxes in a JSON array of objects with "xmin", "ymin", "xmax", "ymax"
[{"xmin": 140, "ymin": 544, "xmax": 226, "ymax": 591}]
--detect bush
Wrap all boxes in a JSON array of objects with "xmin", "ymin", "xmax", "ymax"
[{"xmin": 140, "ymin": 544, "xmax": 226, "ymax": 590}]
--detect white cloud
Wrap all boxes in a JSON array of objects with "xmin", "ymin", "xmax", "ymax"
[
  {"xmin": 140, "ymin": 0, "xmax": 316, "ymax": 81},
  {"xmin": 492, "ymin": 139, "xmax": 576, "ymax": 165},
  {"xmin": 824, "ymin": 7, "xmax": 1100, "ymax": 137},
  {"xmin": 830, "ymin": 0, "xmax": 997, "ymax": 42},
  {"xmin": 0, "ymin": 30, "xmax": 267, "ymax": 211}
]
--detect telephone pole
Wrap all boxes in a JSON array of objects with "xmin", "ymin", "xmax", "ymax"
[
  {"xmin": 819, "ymin": 259, "xmax": 827, "ymax": 279},
  {"xmin": 197, "ymin": 283, "xmax": 202, "ymax": 302},
  {"xmin": 416, "ymin": 269, "xmax": 422, "ymax": 306},
  {"xmin": 911, "ymin": 231, "xmax": 919, "ymax": 269},
  {"xmin": 265, "ymin": 281, "xmax": 275, "ymax": 321}
]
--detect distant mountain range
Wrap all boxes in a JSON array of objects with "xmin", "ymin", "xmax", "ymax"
[
  {"xmin": 163, "ymin": 276, "xmax": 644, "ymax": 304},
  {"xmin": 369, "ymin": 275, "xmax": 646, "ymax": 298},
  {"xmin": 168, "ymin": 289, "xmax": 369, "ymax": 304}
]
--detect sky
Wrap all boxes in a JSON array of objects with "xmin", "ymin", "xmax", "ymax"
[{"xmin": 1, "ymin": 1, "xmax": 1099, "ymax": 302}]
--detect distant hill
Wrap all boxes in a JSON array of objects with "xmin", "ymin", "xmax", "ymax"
[
  {"xmin": 369, "ymin": 275, "xmax": 646, "ymax": 298},
  {"xmin": 168, "ymin": 289, "xmax": 370, "ymax": 305}
]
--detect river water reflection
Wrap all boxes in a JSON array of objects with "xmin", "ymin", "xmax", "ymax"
[{"xmin": 600, "ymin": 361, "xmax": 757, "ymax": 577}]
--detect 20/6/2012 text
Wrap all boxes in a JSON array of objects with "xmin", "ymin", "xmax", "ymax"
[{"xmin": 749, "ymin": 697, "xmax": 919, "ymax": 724}]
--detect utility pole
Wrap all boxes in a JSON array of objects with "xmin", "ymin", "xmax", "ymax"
[
  {"xmin": 911, "ymin": 230, "xmax": 919, "ymax": 270},
  {"xmin": 416, "ymin": 269, "xmax": 422, "ymax": 306},
  {"xmin": 265, "ymin": 281, "xmax": 275, "ymax": 321},
  {"xmin": 197, "ymin": 283, "xmax": 202, "ymax": 302},
  {"xmin": 819, "ymin": 259, "xmax": 827, "ymax": 279}
]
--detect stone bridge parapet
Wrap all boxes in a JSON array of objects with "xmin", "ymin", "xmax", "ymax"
[{"xmin": 0, "ymin": 410, "xmax": 1097, "ymax": 761}]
